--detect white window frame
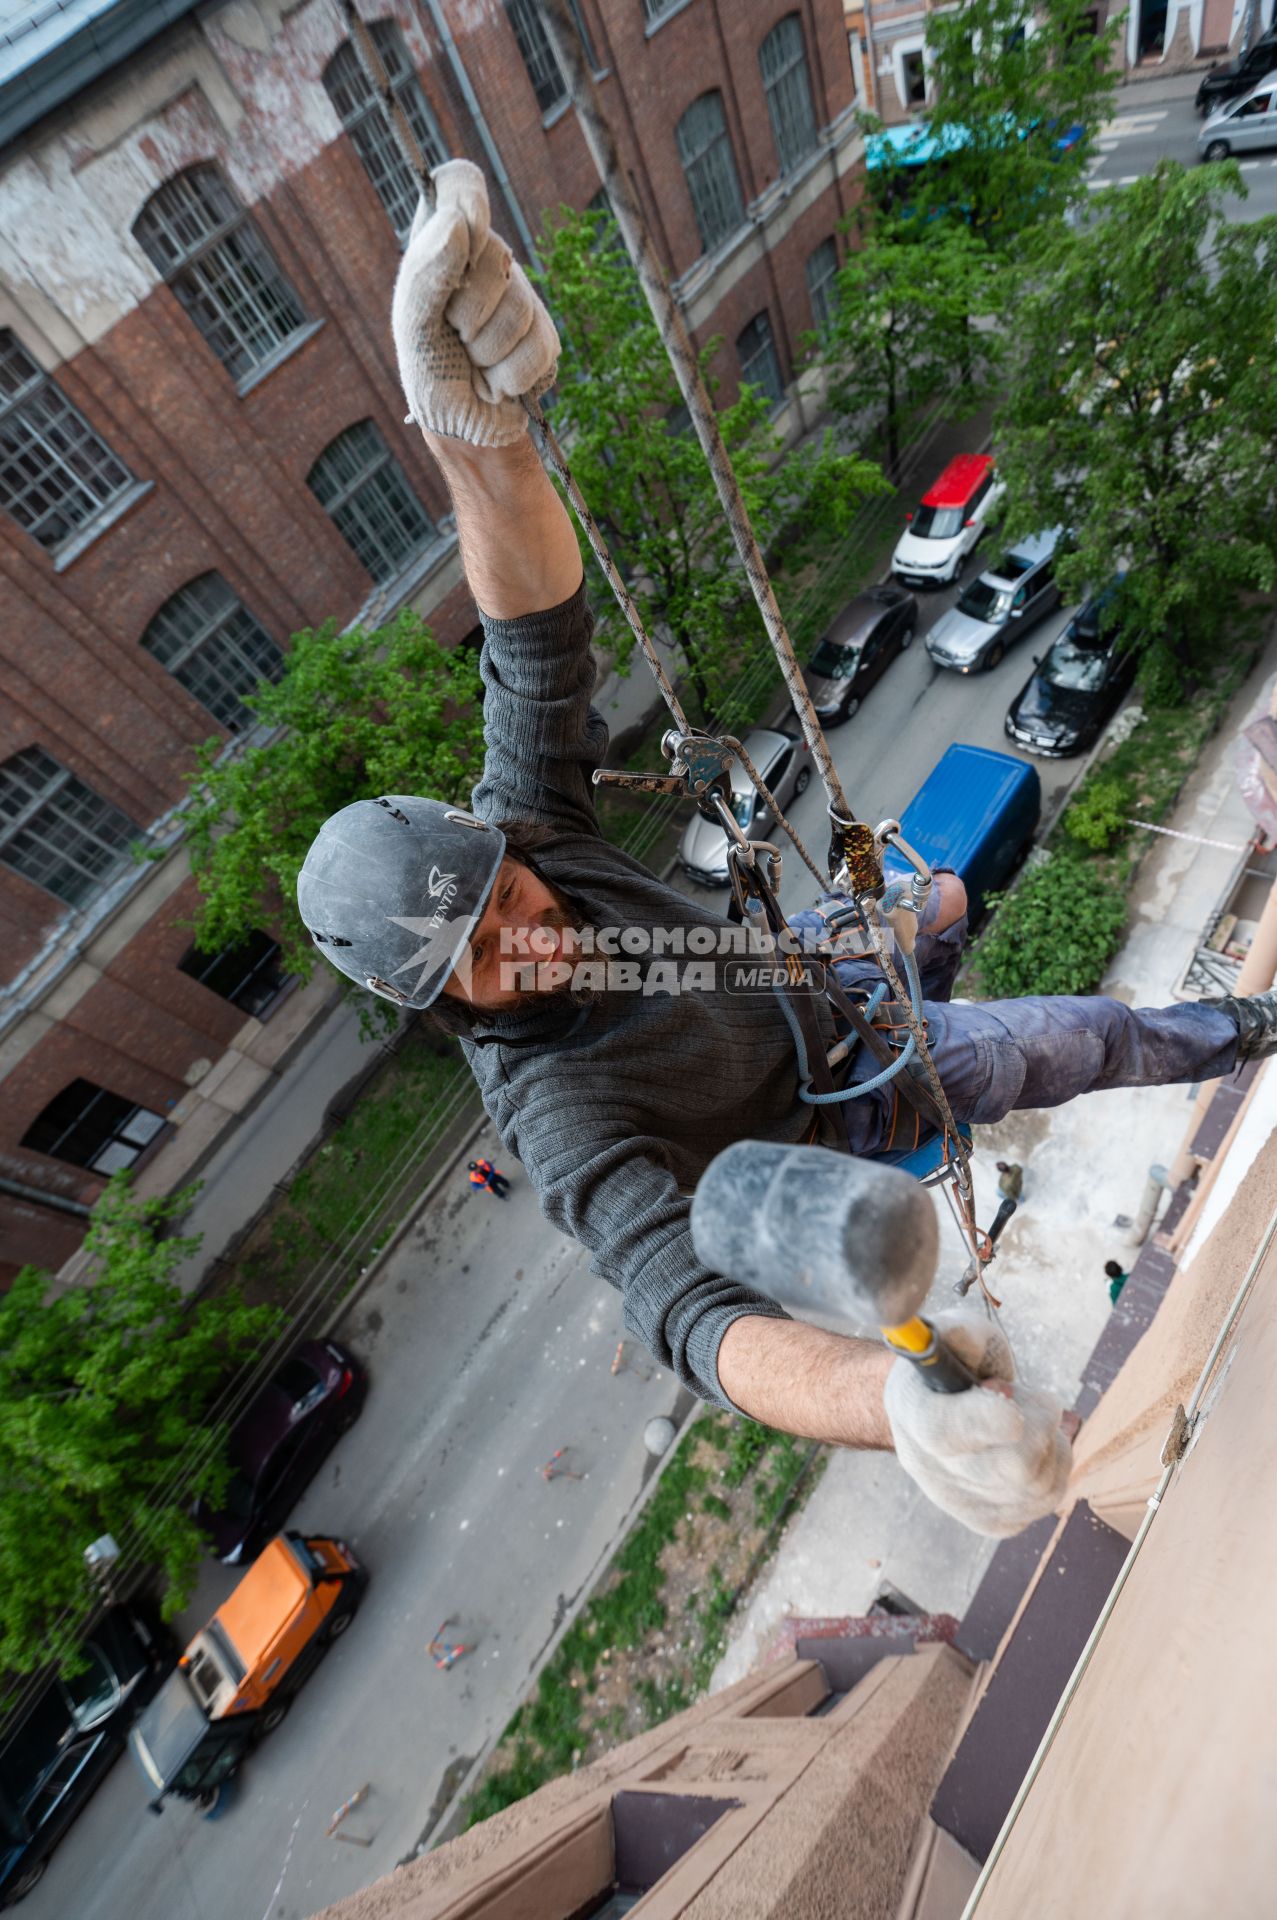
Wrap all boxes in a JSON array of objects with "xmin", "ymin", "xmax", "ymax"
[
  {"xmin": 0, "ymin": 331, "xmax": 134, "ymax": 553},
  {"xmin": 760, "ymin": 14, "xmax": 819, "ymax": 176}
]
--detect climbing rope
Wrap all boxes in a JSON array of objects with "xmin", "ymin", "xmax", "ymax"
[{"xmin": 341, "ymin": 0, "xmax": 991, "ymax": 1278}]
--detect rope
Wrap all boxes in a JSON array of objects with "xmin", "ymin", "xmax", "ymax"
[{"xmin": 533, "ymin": 0, "xmax": 856, "ymax": 847}]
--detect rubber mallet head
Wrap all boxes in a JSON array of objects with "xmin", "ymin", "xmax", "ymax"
[{"xmin": 690, "ymin": 1139, "xmax": 939, "ymax": 1327}]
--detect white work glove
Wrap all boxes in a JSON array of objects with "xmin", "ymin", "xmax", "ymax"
[
  {"xmin": 883, "ymin": 1309, "xmax": 1071, "ymax": 1538},
  {"xmin": 391, "ymin": 160, "xmax": 559, "ymax": 447}
]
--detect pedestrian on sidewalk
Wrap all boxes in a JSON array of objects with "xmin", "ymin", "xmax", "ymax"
[
  {"xmin": 298, "ymin": 162, "xmax": 1277, "ymax": 1542},
  {"xmin": 468, "ymin": 1157, "xmax": 510, "ymax": 1199},
  {"xmin": 1105, "ymin": 1259, "xmax": 1130, "ymax": 1305},
  {"xmin": 996, "ymin": 1160, "xmax": 1024, "ymax": 1202}
]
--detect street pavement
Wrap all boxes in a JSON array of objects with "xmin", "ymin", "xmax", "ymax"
[
  {"xmin": 1085, "ymin": 70, "xmax": 1277, "ymax": 222},
  {"xmin": 24, "ymin": 70, "xmax": 1269, "ymax": 1920}
]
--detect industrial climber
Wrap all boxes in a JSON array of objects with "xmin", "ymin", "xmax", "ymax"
[{"xmin": 298, "ymin": 164, "xmax": 1277, "ymax": 1537}]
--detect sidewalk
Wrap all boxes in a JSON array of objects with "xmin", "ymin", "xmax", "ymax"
[{"xmin": 712, "ymin": 639, "xmax": 1277, "ymax": 1688}]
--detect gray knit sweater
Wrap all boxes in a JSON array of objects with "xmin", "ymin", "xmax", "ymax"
[{"xmin": 465, "ymin": 581, "xmax": 841, "ymax": 1408}]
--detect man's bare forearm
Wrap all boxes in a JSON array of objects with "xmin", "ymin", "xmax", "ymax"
[
  {"xmin": 716, "ymin": 1314, "xmax": 895, "ymax": 1449},
  {"xmin": 423, "ymin": 431, "xmax": 581, "ymax": 619}
]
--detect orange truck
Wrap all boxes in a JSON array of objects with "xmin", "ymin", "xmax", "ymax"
[{"xmin": 129, "ymin": 1533, "xmax": 365, "ymax": 1811}]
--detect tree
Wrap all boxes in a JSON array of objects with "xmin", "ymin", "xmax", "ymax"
[
  {"xmin": 535, "ymin": 207, "xmax": 887, "ymax": 721},
  {"xmin": 921, "ymin": 0, "xmax": 1121, "ymax": 243},
  {"xmin": 0, "ymin": 1178, "xmax": 282, "ymax": 1677},
  {"xmin": 822, "ymin": 209, "xmax": 1000, "ymax": 482},
  {"xmin": 174, "ymin": 609, "xmax": 485, "ymax": 1001},
  {"xmin": 993, "ymin": 162, "xmax": 1277, "ymax": 701}
]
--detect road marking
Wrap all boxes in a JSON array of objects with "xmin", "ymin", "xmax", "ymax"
[
  {"xmin": 1098, "ymin": 111, "xmax": 1168, "ymax": 141},
  {"xmin": 1239, "ymin": 160, "xmax": 1261, "ymax": 170}
]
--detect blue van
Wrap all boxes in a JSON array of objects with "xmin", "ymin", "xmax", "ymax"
[{"xmin": 883, "ymin": 743, "xmax": 1040, "ymax": 922}]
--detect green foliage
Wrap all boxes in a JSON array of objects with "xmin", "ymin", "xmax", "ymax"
[
  {"xmin": 1063, "ymin": 773, "xmax": 1132, "ymax": 852},
  {"xmin": 922, "ymin": 0, "xmax": 1121, "ymax": 242},
  {"xmin": 535, "ymin": 206, "xmax": 887, "ymax": 721},
  {"xmin": 700, "ymin": 1491, "xmax": 732, "ymax": 1523},
  {"xmin": 823, "ymin": 209, "xmax": 1001, "ymax": 480},
  {"xmin": 972, "ymin": 855, "xmax": 1128, "ymax": 999},
  {"xmin": 0, "ymin": 1178, "xmax": 282, "ymax": 1677},
  {"xmin": 721, "ymin": 1416, "xmax": 770, "ymax": 1487},
  {"xmin": 994, "ymin": 163, "xmax": 1277, "ymax": 697},
  {"xmin": 179, "ymin": 610, "xmax": 485, "ymax": 991}
]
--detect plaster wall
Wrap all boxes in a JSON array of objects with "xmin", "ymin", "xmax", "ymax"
[{"xmin": 978, "ymin": 1121, "xmax": 1277, "ymax": 1916}]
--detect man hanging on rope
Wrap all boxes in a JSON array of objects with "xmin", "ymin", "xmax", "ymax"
[{"xmin": 298, "ymin": 165, "xmax": 1277, "ymax": 1537}]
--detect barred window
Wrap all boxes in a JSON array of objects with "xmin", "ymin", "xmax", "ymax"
[
  {"xmin": 179, "ymin": 928, "xmax": 288, "ymax": 1018},
  {"xmin": 133, "ymin": 165, "xmax": 308, "ymax": 385},
  {"xmin": 806, "ymin": 237, "xmax": 839, "ymax": 334},
  {"xmin": 142, "ymin": 574, "xmax": 284, "ymax": 733},
  {"xmin": 0, "ymin": 746, "xmax": 139, "ymax": 907},
  {"xmin": 0, "ymin": 331, "xmax": 133, "ymax": 552},
  {"xmin": 323, "ymin": 22, "xmax": 446, "ymax": 242},
  {"xmin": 22, "ymin": 1078, "xmax": 165, "ymax": 1175},
  {"xmin": 676, "ymin": 92, "xmax": 743, "ymax": 255},
  {"xmin": 505, "ymin": 0, "xmax": 597, "ymax": 114},
  {"xmin": 307, "ymin": 420, "xmax": 437, "ymax": 584},
  {"xmin": 642, "ymin": 0, "xmax": 681, "ymax": 22},
  {"xmin": 737, "ymin": 310, "xmax": 784, "ymax": 410},
  {"xmin": 760, "ymin": 15, "xmax": 817, "ymax": 176}
]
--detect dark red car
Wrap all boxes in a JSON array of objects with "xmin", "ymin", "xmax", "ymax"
[{"xmin": 197, "ymin": 1340, "xmax": 368, "ymax": 1564}]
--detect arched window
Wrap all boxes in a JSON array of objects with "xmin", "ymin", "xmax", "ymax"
[
  {"xmin": 179, "ymin": 929, "xmax": 287, "ymax": 1017},
  {"xmin": 805, "ymin": 237, "xmax": 839, "ymax": 334},
  {"xmin": 133, "ymin": 165, "xmax": 308, "ymax": 385},
  {"xmin": 307, "ymin": 420, "xmax": 437, "ymax": 583},
  {"xmin": 676, "ymin": 92, "xmax": 743, "ymax": 254},
  {"xmin": 505, "ymin": 0, "xmax": 597, "ymax": 114},
  {"xmin": 0, "ymin": 331, "xmax": 133, "ymax": 552},
  {"xmin": 736, "ymin": 311, "xmax": 783, "ymax": 410},
  {"xmin": 323, "ymin": 22, "xmax": 446, "ymax": 242},
  {"xmin": 22, "ymin": 1079, "xmax": 165, "ymax": 1174},
  {"xmin": 142, "ymin": 574, "xmax": 283, "ymax": 732},
  {"xmin": 760, "ymin": 15, "xmax": 818, "ymax": 176},
  {"xmin": 0, "ymin": 747, "xmax": 138, "ymax": 906}
]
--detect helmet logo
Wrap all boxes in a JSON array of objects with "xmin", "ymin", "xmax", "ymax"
[{"xmin": 427, "ymin": 866, "xmax": 457, "ymax": 899}]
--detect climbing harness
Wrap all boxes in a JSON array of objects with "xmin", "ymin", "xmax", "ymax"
[{"xmin": 339, "ymin": 0, "xmax": 1008, "ymax": 1298}]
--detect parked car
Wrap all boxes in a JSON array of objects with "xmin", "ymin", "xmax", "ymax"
[
  {"xmin": 678, "ymin": 726, "xmax": 811, "ymax": 886},
  {"xmin": 1199, "ymin": 73, "xmax": 1277, "ymax": 161},
  {"xmin": 891, "ymin": 453, "xmax": 1003, "ymax": 589},
  {"xmin": 1195, "ymin": 29, "xmax": 1277, "ymax": 114},
  {"xmin": 0, "ymin": 1606, "xmax": 174, "ymax": 1905},
  {"xmin": 1005, "ymin": 583, "xmax": 1137, "ymax": 757},
  {"xmin": 925, "ymin": 530, "xmax": 1062, "ymax": 674},
  {"xmin": 802, "ymin": 586, "xmax": 919, "ymax": 723},
  {"xmin": 883, "ymin": 742, "xmax": 1041, "ymax": 922},
  {"xmin": 131, "ymin": 1533, "xmax": 366, "ymax": 1813},
  {"xmin": 195, "ymin": 1340, "xmax": 368, "ymax": 1565}
]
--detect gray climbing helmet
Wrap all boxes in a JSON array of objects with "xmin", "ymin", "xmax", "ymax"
[{"xmin": 297, "ymin": 797, "xmax": 506, "ymax": 1009}]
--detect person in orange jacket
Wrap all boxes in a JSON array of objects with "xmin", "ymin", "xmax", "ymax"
[{"xmin": 468, "ymin": 1157, "xmax": 510, "ymax": 1199}]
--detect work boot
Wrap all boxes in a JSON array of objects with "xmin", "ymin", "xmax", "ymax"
[{"xmin": 1209, "ymin": 988, "xmax": 1277, "ymax": 1064}]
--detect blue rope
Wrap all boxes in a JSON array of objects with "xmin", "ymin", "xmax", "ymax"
[{"xmin": 776, "ymin": 945, "xmax": 925, "ymax": 1107}]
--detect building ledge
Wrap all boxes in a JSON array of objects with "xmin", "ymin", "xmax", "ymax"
[{"xmin": 51, "ymin": 479, "xmax": 154, "ymax": 573}]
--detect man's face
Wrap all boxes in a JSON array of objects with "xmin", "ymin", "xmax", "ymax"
[{"xmin": 440, "ymin": 855, "xmax": 579, "ymax": 1011}]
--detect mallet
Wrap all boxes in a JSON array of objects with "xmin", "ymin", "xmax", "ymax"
[{"xmin": 690, "ymin": 1140, "xmax": 978, "ymax": 1393}]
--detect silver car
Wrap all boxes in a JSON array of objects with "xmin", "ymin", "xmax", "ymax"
[
  {"xmin": 925, "ymin": 529, "xmax": 1062, "ymax": 675},
  {"xmin": 677, "ymin": 726, "xmax": 812, "ymax": 886},
  {"xmin": 1199, "ymin": 73, "xmax": 1277, "ymax": 162}
]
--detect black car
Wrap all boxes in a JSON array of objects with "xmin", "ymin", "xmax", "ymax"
[
  {"xmin": 0, "ymin": 1607, "xmax": 174, "ymax": 1906},
  {"xmin": 1196, "ymin": 29, "xmax": 1277, "ymax": 113},
  {"xmin": 195, "ymin": 1340, "xmax": 368, "ymax": 1564},
  {"xmin": 802, "ymin": 585, "xmax": 919, "ymax": 723},
  {"xmin": 1004, "ymin": 589, "xmax": 1137, "ymax": 757}
]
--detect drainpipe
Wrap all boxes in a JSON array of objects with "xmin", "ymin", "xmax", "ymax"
[
  {"xmin": 0, "ymin": 1176, "xmax": 93, "ymax": 1221},
  {"xmin": 415, "ymin": 0, "xmax": 541, "ymax": 266}
]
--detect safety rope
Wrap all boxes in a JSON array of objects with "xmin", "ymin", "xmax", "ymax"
[{"xmin": 343, "ymin": 0, "xmax": 988, "ymax": 1275}]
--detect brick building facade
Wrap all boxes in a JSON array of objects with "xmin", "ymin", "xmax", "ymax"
[{"xmin": 0, "ymin": 0, "xmax": 864, "ymax": 1282}]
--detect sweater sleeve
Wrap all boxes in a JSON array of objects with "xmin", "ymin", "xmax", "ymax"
[
  {"xmin": 513, "ymin": 1115, "xmax": 791, "ymax": 1411},
  {"xmin": 469, "ymin": 579, "xmax": 609, "ymax": 837}
]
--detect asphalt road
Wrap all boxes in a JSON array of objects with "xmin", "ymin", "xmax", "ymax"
[{"xmin": 1085, "ymin": 73, "xmax": 1277, "ymax": 222}]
